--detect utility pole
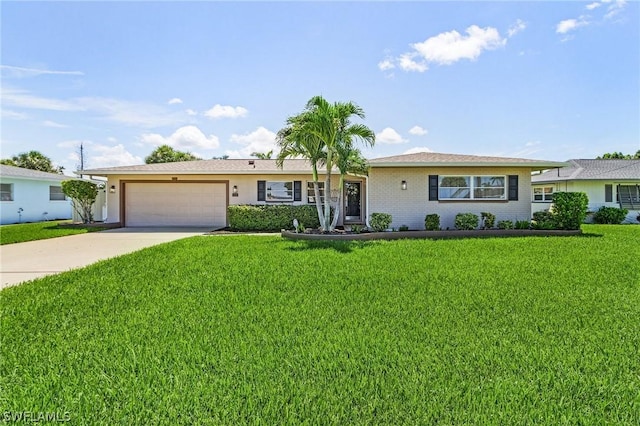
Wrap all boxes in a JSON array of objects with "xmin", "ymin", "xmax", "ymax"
[{"xmin": 77, "ymin": 142, "xmax": 86, "ymax": 178}]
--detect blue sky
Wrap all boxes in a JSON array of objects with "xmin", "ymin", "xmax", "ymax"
[{"xmin": 1, "ymin": 1, "xmax": 638, "ymax": 174}]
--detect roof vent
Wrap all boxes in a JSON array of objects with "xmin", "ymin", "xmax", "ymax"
[{"xmin": 248, "ymin": 160, "xmax": 255, "ymax": 168}]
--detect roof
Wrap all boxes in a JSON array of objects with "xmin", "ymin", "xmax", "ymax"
[
  {"xmin": 80, "ymin": 159, "xmax": 335, "ymax": 176},
  {"xmin": 368, "ymin": 152, "xmax": 567, "ymax": 169},
  {"xmin": 0, "ymin": 164, "xmax": 70, "ymax": 182},
  {"xmin": 532, "ymin": 159, "xmax": 640, "ymax": 183}
]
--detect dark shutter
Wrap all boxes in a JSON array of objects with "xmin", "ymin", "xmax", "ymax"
[
  {"xmin": 257, "ymin": 180, "xmax": 266, "ymax": 201},
  {"xmin": 293, "ymin": 181, "xmax": 302, "ymax": 201},
  {"xmin": 428, "ymin": 175, "xmax": 438, "ymax": 201},
  {"xmin": 605, "ymin": 184, "xmax": 612, "ymax": 203},
  {"xmin": 508, "ymin": 175, "xmax": 518, "ymax": 201}
]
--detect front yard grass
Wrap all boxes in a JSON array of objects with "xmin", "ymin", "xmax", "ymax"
[
  {"xmin": 1, "ymin": 225, "xmax": 638, "ymax": 423},
  {"xmin": 0, "ymin": 220, "xmax": 106, "ymax": 245}
]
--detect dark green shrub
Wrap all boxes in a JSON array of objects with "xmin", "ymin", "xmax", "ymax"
[
  {"xmin": 552, "ymin": 192, "xmax": 588, "ymax": 230},
  {"xmin": 481, "ymin": 212, "xmax": 496, "ymax": 229},
  {"xmin": 497, "ymin": 220, "xmax": 514, "ymax": 230},
  {"xmin": 370, "ymin": 213, "xmax": 392, "ymax": 232},
  {"xmin": 350, "ymin": 224, "xmax": 363, "ymax": 234},
  {"xmin": 455, "ymin": 213, "xmax": 479, "ymax": 230},
  {"xmin": 515, "ymin": 220, "xmax": 531, "ymax": 230},
  {"xmin": 425, "ymin": 214, "xmax": 440, "ymax": 231},
  {"xmin": 531, "ymin": 211, "xmax": 556, "ymax": 230},
  {"xmin": 593, "ymin": 206, "xmax": 628, "ymax": 224},
  {"xmin": 399, "ymin": 225, "xmax": 409, "ymax": 232},
  {"xmin": 228, "ymin": 205, "xmax": 321, "ymax": 231}
]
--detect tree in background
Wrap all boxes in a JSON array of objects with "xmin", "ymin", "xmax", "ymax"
[
  {"xmin": 145, "ymin": 145, "xmax": 201, "ymax": 164},
  {"xmin": 251, "ymin": 150, "xmax": 273, "ymax": 159},
  {"xmin": 1, "ymin": 151, "xmax": 63, "ymax": 173},
  {"xmin": 597, "ymin": 151, "xmax": 640, "ymax": 159},
  {"xmin": 61, "ymin": 180, "xmax": 99, "ymax": 223}
]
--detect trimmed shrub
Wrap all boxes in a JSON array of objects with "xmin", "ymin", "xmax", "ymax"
[
  {"xmin": 497, "ymin": 220, "xmax": 514, "ymax": 230},
  {"xmin": 552, "ymin": 192, "xmax": 589, "ymax": 230},
  {"xmin": 481, "ymin": 212, "xmax": 496, "ymax": 229},
  {"xmin": 515, "ymin": 220, "xmax": 531, "ymax": 230},
  {"xmin": 455, "ymin": 213, "xmax": 479, "ymax": 230},
  {"xmin": 370, "ymin": 213, "xmax": 392, "ymax": 232},
  {"xmin": 399, "ymin": 225, "xmax": 409, "ymax": 232},
  {"xmin": 425, "ymin": 214, "xmax": 440, "ymax": 231},
  {"xmin": 228, "ymin": 205, "xmax": 321, "ymax": 231},
  {"xmin": 593, "ymin": 206, "xmax": 629, "ymax": 224},
  {"xmin": 531, "ymin": 211, "xmax": 555, "ymax": 230}
]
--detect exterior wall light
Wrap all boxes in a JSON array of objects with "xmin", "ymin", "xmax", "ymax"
[
  {"xmin": 401, "ymin": 180, "xmax": 407, "ymax": 190},
  {"xmin": 232, "ymin": 185, "xmax": 239, "ymax": 197},
  {"xmin": 109, "ymin": 185, "xmax": 116, "ymax": 193}
]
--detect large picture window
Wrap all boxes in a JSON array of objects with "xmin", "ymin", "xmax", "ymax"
[
  {"xmin": 266, "ymin": 181, "xmax": 293, "ymax": 202},
  {"xmin": 49, "ymin": 185, "xmax": 66, "ymax": 201},
  {"xmin": 533, "ymin": 186, "xmax": 554, "ymax": 202},
  {"xmin": 439, "ymin": 175, "xmax": 506, "ymax": 200},
  {"xmin": 307, "ymin": 181, "xmax": 325, "ymax": 204},
  {"xmin": 1, "ymin": 183, "xmax": 13, "ymax": 201}
]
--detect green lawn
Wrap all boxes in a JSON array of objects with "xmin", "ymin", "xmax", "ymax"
[
  {"xmin": 0, "ymin": 220, "xmax": 106, "ymax": 245},
  {"xmin": 1, "ymin": 225, "xmax": 639, "ymax": 424}
]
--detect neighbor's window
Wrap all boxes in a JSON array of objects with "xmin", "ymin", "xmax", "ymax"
[
  {"xmin": 533, "ymin": 186, "xmax": 554, "ymax": 202},
  {"xmin": 266, "ymin": 181, "xmax": 293, "ymax": 202},
  {"xmin": 1, "ymin": 183, "xmax": 13, "ymax": 201},
  {"xmin": 439, "ymin": 175, "xmax": 506, "ymax": 200},
  {"xmin": 307, "ymin": 181, "xmax": 325, "ymax": 204},
  {"xmin": 49, "ymin": 185, "xmax": 66, "ymax": 201}
]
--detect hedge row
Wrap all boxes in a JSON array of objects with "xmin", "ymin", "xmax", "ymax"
[{"xmin": 228, "ymin": 205, "xmax": 322, "ymax": 231}]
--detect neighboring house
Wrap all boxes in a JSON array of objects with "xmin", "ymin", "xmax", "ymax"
[
  {"xmin": 0, "ymin": 164, "xmax": 72, "ymax": 224},
  {"xmin": 531, "ymin": 159, "xmax": 640, "ymax": 223},
  {"xmin": 81, "ymin": 152, "xmax": 566, "ymax": 229}
]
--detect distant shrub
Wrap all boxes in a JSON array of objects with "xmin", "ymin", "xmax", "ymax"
[
  {"xmin": 399, "ymin": 225, "xmax": 409, "ymax": 232},
  {"xmin": 515, "ymin": 220, "xmax": 531, "ymax": 230},
  {"xmin": 228, "ymin": 205, "xmax": 321, "ymax": 231},
  {"xmin": 531, "ymin": 211, "xmax": 556, "ymax": 230},
  {"xmin": 481, "ymin": 212, "xmax": 496, "ymax": 229},
  {"xmin": 455, "ymin": 213, "xmax": 479, "ymax": 230},
  {"xmin": 350, "ymin": 224, "xmax": 363, "ymax": 234},
  {"xmin": 497, "ymin": 220, "xmax": 514, "ymax": 230},
  {"xmin": 552, "ymin": 192, "xmax": 589, "ymax": 230},
  {"xmin": 370, "ymin": 213, "xmax": 392, "ymax": 232},
  {"xmin": 425, "ymin": 214, "xmax": 440, "ymax": 231},
  {"xmin": 593, "ymin": 206, "xmax": 628, "ymax": 224}
]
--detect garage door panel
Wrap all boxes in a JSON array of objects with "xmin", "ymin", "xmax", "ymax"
[{"xmin": 125, "ymin": 182, "xmax": 227, "ymax": 227}]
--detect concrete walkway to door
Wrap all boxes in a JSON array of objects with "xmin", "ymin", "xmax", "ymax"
[{"xmin": 0, "ymin": 227, "xmax": 211, "ymax": 290}]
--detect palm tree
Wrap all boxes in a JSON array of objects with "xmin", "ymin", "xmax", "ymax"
[
  {"xmin": 330, "ymin": 146, "xmax": 371, "ymax": 229},
  {"xmin": 250, "ymin": 150, "xmax": 273, "ymax": 160}
]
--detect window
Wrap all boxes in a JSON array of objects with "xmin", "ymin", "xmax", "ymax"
[
  {"xmin": 266, "ymin": 181, "xmax": 293, "ymax": 202},
  {"xmin": 1, "ymin": 183, "xmax": 13, "ymax": 201},
  {"xmin": 307, "ymin": 181, "xmax": 325, "ymax": 204},
  {"xmin": 50, "ymin": 185, "xmax": 66, "ymax": 201},
  {"xmin": 438, "ymin": 175, "xmax": 506, "ymax": 200},
  {"xmin": 533, "ymin": 186, "xmax": 554, "ymax": 202}
]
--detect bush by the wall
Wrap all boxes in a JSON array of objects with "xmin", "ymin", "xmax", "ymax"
[
  {"xmin": 228, "ymin": 205, "xmax": 321, "ymax": 231},
  {"xmin": 497, "ymin": 220, "xmax": 514, "ymax": 230},
  {"xmin": 425, "ymin": 214, "xmax": 440, "ymax": 231},
  {"xmin": 515, "ymin": 220, "xmax": 531, "ymax": 230},
  {"xmin": 531, "ymin": 211, "xmax": 555, "ymax": 230},
  {"xmin": 455, "ymin": 213, "xmax": 479, "ymax": 230},
  {"xmin": 593, "ymin": 206, "xmax": 629, "ymax": 224},
  {"xmin": 552, "ymin": 192, "xmax": 589, "ymax": 230},
  {"xmin": 370, "ymin": 213, "xmax": 392, "ymax": 232},
  {"xmin": 481, "ymin": 212, "xmax": 496, "ymax": 229}
]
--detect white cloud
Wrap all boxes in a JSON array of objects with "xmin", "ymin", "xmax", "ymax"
[
  {"xmin": 76, "ymin": 97, "xmax": 186, "ymax": 128},
  {"xmin": 186, "ymin": 109, "xmax": 198, "ymax": 116},
  {"xmin": 412, "ymin": 25, "xmax": 506, "ymax": 66},
  {"xmin": 168, "ymin": 98, "xmax": 183, "ymax": 105},
  {"xmin": 398, "ymin": 54, "xmax": 428, "ymax": 72},
  {"xmin": 508, "ymin": 19, "xmax": 527, "ymax": 37},
  {"xmin": 556, "ymin": 17, "xmax": 590, "ymax": 34},
  {"xmin": 140, "ymin": 125, "xmax": 220, "ymax": 151},
  {"xmin": 204, "ymin": 104, "xmax": 248, "ymax": 119},
  {"xmin": 377, "ymin": 59, "xmax": 395, "ymax": 71},
  {"xmin": 604, "ymin": 0, "xmax": 626, "ymax": 19},
  {"xmin": 1, "ymin": 87, "xmax": 82, "ymax": 111},
  {"xmin": 90, "ymin": 144, "xmax": 143, "ymax": 168},
  {"xmin": 376, "ymin": 127, "xmax": 408, "ymax": 144},
  {"xmin": 408, "ymin": 126, "xmax": 428, "ymax": 136},
  {"xmin": 586, "ymin": 2, "xmax": 602, "ymax": 10},
  {"xmin": 42, "ymin": 120, "xmax": 68, "ymax": 128},
  {"xmin": 226, "ymin": 126, "xmax": 277, "ymax": 158},
  {"xmin": 1, "ymin": 109, "xmax": 28, "ymax": 120},
  {"xmin": 403, "ymin": 147, "xmax": 433, "ymax": 154},
  {"xmin": 0, "ymin": 65, "xmax": 84, "ymax": 78}
]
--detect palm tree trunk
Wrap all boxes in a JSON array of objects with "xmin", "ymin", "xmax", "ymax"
[{"xmin": 331, "ymin": 174, "xmax": 344, "ymax": 229}]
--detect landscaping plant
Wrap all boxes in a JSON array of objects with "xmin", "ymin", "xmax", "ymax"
[
  {"xmin": 497, "ymin": 220, "xmax": 514, "ymax": 230},
  {"xmin": 455, "ymin": 213, "xmax": 479, "ymax": 230},
  {"xmin": 480, "ymin": 212, "xmax": 496, "ymax": 229},
  {"xmin": 551, "ymin": 192, "xmax": 589, "ymax": 230},
  {"xmin": 369, "ymin": 213, "xmax": 392, "ymax": 232},
  {"xmin": 593, "ymin": 206, "xmax": 629, "ymax": 224},
  {"xmin": 424, "ymin": 214, "xmax": 440, "ymax": 231},
  {"xmin": 515, "ymin": 220, "xmax": 531, "ymax": 230},
  {"xmin": 61, "ymin": 180, "xmax": 99, "ymax": 223}
]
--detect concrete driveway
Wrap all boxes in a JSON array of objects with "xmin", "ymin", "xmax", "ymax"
[{"xmin": 0, "ymin": 228, "xmax": 211, "ymax": 290}]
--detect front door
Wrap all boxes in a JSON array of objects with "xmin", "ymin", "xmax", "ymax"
[{"xmin": 344, "ymin": 181, "xmax": 362, "ymax": 223}]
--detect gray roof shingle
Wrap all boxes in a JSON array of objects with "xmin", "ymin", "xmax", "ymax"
[
  {"xmin": 369, "ymin": 152, "xmax": 567, "ymax": 169},
  {"xmin": 0, "ymin": 164, "xmax": 70, "ymax": 182},
  {"xmin": 532, "ymin": 159, "xmax": 640, "ymax": 182}
]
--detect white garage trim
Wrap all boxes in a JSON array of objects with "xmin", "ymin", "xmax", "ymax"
[{"xmin": 121, "ymin": 180, "xmax": 228, "ymax": 227}]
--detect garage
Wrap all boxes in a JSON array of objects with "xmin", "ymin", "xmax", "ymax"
[{"xmin": 124, "ymin": 182, "xmax": 227, "ymax": 227}]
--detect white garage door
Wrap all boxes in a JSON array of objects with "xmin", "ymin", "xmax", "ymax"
[{"xmin": 125, "ymin": 182, "xmax": 227, "ymax": 227}]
